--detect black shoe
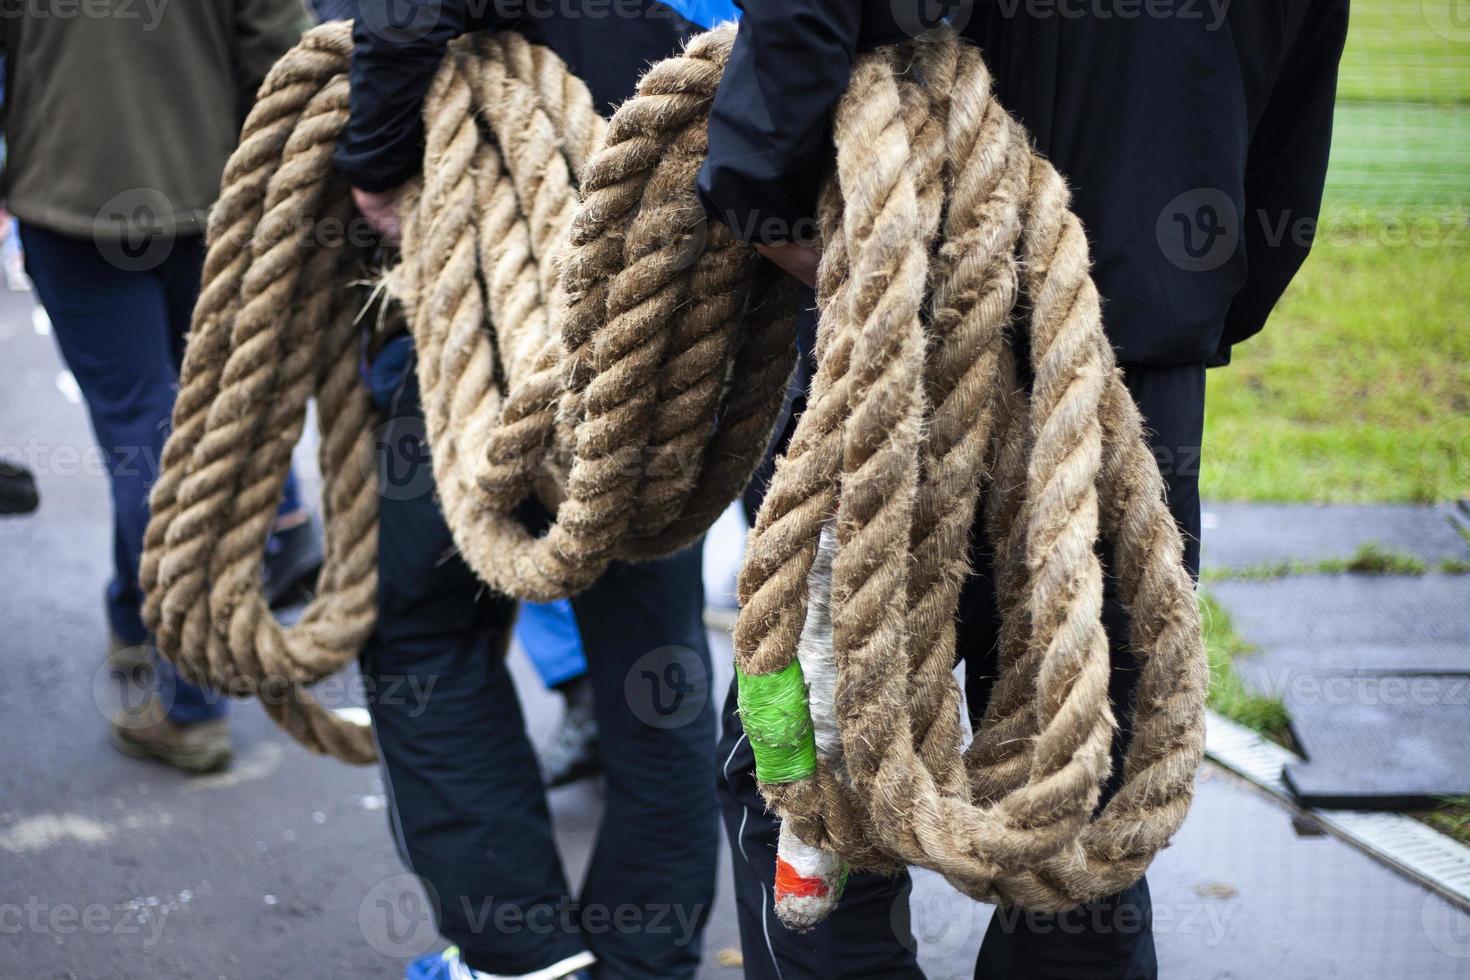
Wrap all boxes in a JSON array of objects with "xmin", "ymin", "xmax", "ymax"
[
  {"xmin": 0, "ymin": 459, "xmax": 39, "ymax": 515},
  {"xmin": 262, "ymin": 517, "xmax": 324, "ymax": 609},
  {"xmin": 538, "ymin": 678, "xmax": 601, "ymax": 789}
]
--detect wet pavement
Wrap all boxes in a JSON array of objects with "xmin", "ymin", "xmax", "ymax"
[
  {"xmin": 4, "ymin": 285, "xmax": 1469, "ymax": 978},
  {"xmin": 1199, "ymin": 501, "xmax": 1469, "ymax": 571}
]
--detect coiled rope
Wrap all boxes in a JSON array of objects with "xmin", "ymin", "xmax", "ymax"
[
  {"xmin": 138, "ymin": 21, "xmax": 795, "ymax": 763},
  {"xmin": 733, "ymin": 30, "xmax": 1207, "ymax": 919},
  {"xmin": 139, "ymin": 20, "xmax": 1206, "ymax": 916}
]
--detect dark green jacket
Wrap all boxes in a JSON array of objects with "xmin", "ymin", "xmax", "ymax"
[{"xmin": 0, "ymin": 0, "xmax": 309, "ymax": 240}]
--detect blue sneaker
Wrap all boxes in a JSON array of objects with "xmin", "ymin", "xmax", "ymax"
[
  {"xmin": 406, "ymin": 948, "xmax": 462, "ymax": 980},
  {"xmin": 406, "ymin": 947, "xmax": 595, "ymax": 980}
]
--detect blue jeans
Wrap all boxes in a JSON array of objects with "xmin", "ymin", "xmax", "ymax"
[{"xmin": 21, "ymin": 223, "xmax": 303, "ymax": 724}]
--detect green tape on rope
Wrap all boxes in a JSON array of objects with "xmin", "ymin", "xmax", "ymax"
[{"xmin": 736, "ymin": 661, "xmax": 818, "ymax": 783}]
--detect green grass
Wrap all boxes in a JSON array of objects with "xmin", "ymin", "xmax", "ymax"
[
  {"xmin": 1199, "ymin": 593, "xmax": 1291, "ymax": 739},
  {"xmin": 1324, "ymin": 103, "xmax": 1470, "ymax": 212},
  {"xmin": 1417, "ymin": 795, "xmax": 1470, "ymax": 846},
  {"xmin": 1221, "ymin": 3, "xmax": 1470, "ymax": 504},
  {"xmin": 1337, "ymin": 0, "xmax": 1470, "ymax": 106},
  {"xmin": 1202, "ymin": 227, "xmax": 1470, "ymax": 503},
  {"xmin": 1327, "ymin": 0, "xmax": 1470, "ymax": 209}
]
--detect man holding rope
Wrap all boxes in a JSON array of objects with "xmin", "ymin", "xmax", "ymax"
[
  {"xmin": 338, "ymin": 2, "xmax": 739, "ymax": 978},
  {"xmin": 699, "ymin": 1, "xmax": 1345, "ymax": 977}
]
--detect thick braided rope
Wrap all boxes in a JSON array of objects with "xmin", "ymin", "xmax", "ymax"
[
  {"xmin": 138, "ymin": 20, "xmax": 1205, "ymax": 913},
  {"xmin": 140, "ymin": 22, "xmax": 793, "ymax": 760},
  {"xmin": 140, "ymin": 26, "xmax": 379, "ymax": 762},
  {"xmin": 735, "ymin": 27, "xmax": 1206, "ymax": 915}
]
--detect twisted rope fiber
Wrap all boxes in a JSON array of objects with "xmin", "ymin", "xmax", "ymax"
[
  {"xmin": 140, "ymin": 21, "xmax": 795, "ymax": 763},
  {"xmin": 137, "ymin": 20, "xmax": 1206, "ymax": 914},
  {"xmin": 734, "ymin": 29, "xmax": 1207, "ymax": 916}
]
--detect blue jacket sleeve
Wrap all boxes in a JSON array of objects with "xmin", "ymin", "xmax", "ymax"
[
  {"xmin": 334, "ymin": 0, "xmax": 508, "ymax": 190},
  {"xmin": 695, "ymin": 1, "xmax": 861, "ymax": 244}
]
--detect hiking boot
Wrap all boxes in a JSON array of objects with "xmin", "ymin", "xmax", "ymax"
[
  {"xmin": 0, "ymin": 458, "xmax": 38, "ymax": 515},
  {"xmin": 537, "ymin": 678, "xmax": 600, "ymax": 789},
  {"xmin": 107, "ymin": 631, "xmax": 154, "ymax": 673},
  {"xmin": 109, "ymin": 699, "xmax": 232, "ymax": 774},
  {"xmin": 263, "ymin": 515, "xmax": 324, "ymax": 609}
]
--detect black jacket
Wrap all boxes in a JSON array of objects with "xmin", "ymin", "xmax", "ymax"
[
  {"xmin": 334, "ymin": 0, "xmax": 701, "ymax": 192},
  {"xmin": 696, "ymin": 0, "xmax": 1348, "ymax": 365}
]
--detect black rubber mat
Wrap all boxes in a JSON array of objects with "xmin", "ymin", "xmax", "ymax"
[
  {"xmin": 1210, "ymin": 571, "xmax": 1470, "ymax": 809},
  {"xmin": 1201, "ymin": 502, "xmax": 1469, "ymax": 570},
  {"xmin": 1282, "ymin": 673, "xmax": 1470, "ymax": 809}
]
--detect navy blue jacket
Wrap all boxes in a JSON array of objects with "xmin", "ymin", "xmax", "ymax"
[
  {"xmin": 334, "ymin": 0, "xmax": 709, "ymax": 192},
  {"xmin": 696, "ymin": 0, "xmax": 1348, "ymax": 365}
]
